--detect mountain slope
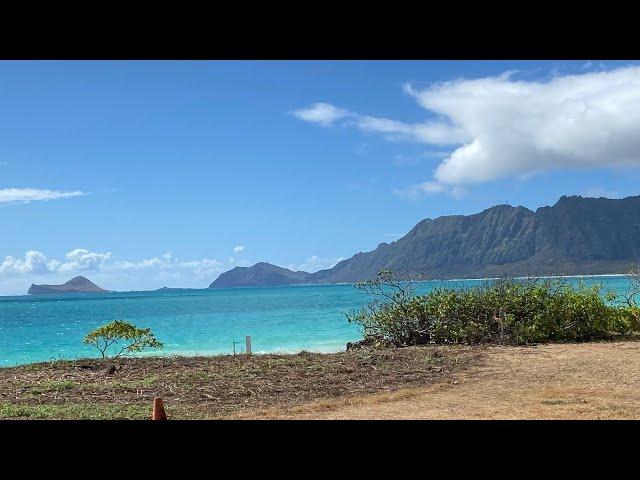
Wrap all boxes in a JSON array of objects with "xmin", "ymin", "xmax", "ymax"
[
  {"xmin": 309, "ymin": 195, "xmax": 640, "ymax": 283},
  {"xmin": 210, "ymin": 195, "xmax": 640, "ymax": 287},
  {"xmin": 28, "ymin": 276, "xmax": 108, "ymax": 294}
]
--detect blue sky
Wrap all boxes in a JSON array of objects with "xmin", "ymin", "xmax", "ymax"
[{"xmin": 2, "ymin": 60, "xmax": 640, "ymax": 294}]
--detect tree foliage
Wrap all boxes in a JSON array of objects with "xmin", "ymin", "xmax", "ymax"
[{"xmin": 83, "ymin": 320, "xmax": 164, "ymax": 359}]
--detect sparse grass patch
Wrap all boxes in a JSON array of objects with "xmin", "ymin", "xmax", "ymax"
[
  {"xmin": 28, "ymin": 380, "xmax": 77, "ymax": 395},
  {"xmin": 0, "ymin": 402, "xmax": 152, "ymax": 419},
  {"xmin": 0, "ymin": 347, "xmax": 473, "ymax": 419}
]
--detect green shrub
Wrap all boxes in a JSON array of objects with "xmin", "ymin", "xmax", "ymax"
[
  {"xmin": 346, "ymin": 271, "xmax": 638, "ymax": 346},
  {"xmin": 83, "ymin": 320, "xmax": 164, "ymax": 358}
]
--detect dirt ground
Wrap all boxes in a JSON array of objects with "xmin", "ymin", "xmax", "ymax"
[
  {"xmin": 0, "ymin": 346, "xmax": 476, "ymax": 419},
  {"xmin": 238, "ymin": 341, "xmax": 640, "ymax": 419},
  {"xmin": 1, "ymin": 341, "xmax": 638, "ymax": 419}
]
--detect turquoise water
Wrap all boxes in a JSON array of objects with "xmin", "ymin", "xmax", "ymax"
[{"xmin": 0, "ymin": 276, "xmax": 633, "ymax": 367}]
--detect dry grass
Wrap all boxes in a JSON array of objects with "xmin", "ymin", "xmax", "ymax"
[
  {"xmin": 244, "ymin": 341, "xmax": 640, "ymax": 419},
  {"xmin": 0, "ymin": 347, "xmax": 477, "ymax": 419}
]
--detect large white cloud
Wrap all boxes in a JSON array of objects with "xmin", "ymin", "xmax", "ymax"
[
  {"xmin": 0, "ymin": 188, "xmax": 86, "ymax": 204},
  {"xmin": 293, "ymin": 65, "xmax": 640, "ymax": 188}
]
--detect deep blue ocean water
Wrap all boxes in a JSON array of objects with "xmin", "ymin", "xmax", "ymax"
[{"xmin": 0, "ymin": 276, "xmax": 633, "ymax": 367}]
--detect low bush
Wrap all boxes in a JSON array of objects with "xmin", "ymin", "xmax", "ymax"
[{"xmin": 346, "ymin": 271, "xmax": 640, "ymax": 346}]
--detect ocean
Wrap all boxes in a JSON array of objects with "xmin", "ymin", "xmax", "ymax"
[{"xmin": 0, "ymin": 275, "xmax": 633, "ymax": 367}]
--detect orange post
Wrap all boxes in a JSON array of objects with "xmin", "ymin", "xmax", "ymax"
[{"xmin": 152, "ymin": 397, "xmax": 167, "ymax": 420}]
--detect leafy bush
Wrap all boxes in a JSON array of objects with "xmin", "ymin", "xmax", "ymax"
[
  {"xmin": 83, "ymin": 320, "xmax": 164, "ymax": 358},
  {"xmin": 346, "ymin": 271, "xmax": 639, "ymax": 346}
]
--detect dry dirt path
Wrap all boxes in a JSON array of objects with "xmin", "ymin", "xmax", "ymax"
[{"xmin": 237, "ymin": 341, "xmax": 640, "ymax": 419}]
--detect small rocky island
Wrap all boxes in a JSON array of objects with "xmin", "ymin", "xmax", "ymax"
[{"xmin": 28, "ymin": 276, "xmax": 108, "ymax": 295}]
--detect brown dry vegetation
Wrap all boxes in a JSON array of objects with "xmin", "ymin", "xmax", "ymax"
[
  {"xmin": 2, "ymin": 341, "xmax": 638, "ymax": 420},
  {"xmin": 240, "ymin": 341, "xmax": 640, "ymax": 419},
  {"xmin": 0, "ymin": 346, "xmax": 478, "ymax": 419}
]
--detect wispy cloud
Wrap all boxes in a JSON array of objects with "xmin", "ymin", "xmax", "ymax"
[
  {"xmin": 0, "ymin": 188, "xmax": 86, "ymax": 205},
  {"xmin": 233, "ymin": 245, "xmax": 245, "ymax": 253},
  {"xmin": 290, "ymin": 103, "xmax": 350, "ymax": 126},
  {"xmin": 392, "ymin": 181, "xmax": 467, "ymax": 200},
  {"xmin": 292, "ymin": 102, "xmax": 466, "ymax": 145},
  {"xmin": 393, "ymin": 154, "xmax": 422, "ymax": 167},
  {"xmin": 286, "ymin": 255, "xmax": 344, "ymax": 273}
]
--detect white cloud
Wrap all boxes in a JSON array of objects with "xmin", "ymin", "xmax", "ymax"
[
  {"xmin": 0, "ymin": 251, "xmax": 52, "ymax": 274},
  {"xmin": 294, "ymin": 65, "xmax": 640, "ymax": 195},
  {"xmin": 0, "ymin": 249, "xmax": 112, "ymax": 275},
  {"xmin": 392, "ymin": 181, "xmax": 444, "ymax": 200},
  {"xmin": 0, "ymin": 249, "xmax": 240, "ymax": 293},
  {"xmin": 233, "ymin": 245, "xmax": 245, "ymax": 253},
  {"xmin": 0, "ymin": 188, "xmax": 86, "ymax": 204},
  {"xmin": 392, "ymin": 181, "xmax": 468, "ymax": 201},
  {"xmin": 405, "ymin": 66, "xmax": 640, "ymax": 184},
  {"xmin": 293, "ymin": 102, "xmax": 466, "ymax": 145},
  {"xmin": 290, "ymin": 102, "xmax": 350, "ymax": 126},
  {"xmin": 57, "ymin": 249, "xmax": 112, "ymax": 272},
  {"xmin": 104, "ymin": 252, "xmax": 225, "ymax": 279},
  {"xmin": 352, "ymin": 115, "xmax": 467, "ymax": 145}
]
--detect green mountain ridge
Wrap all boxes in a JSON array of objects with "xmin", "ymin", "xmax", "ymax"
[{"xmin": 210, "ymin": 194, "xmax": 640, "ymax": 288}]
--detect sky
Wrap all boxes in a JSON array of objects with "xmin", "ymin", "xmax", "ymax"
[{"xmin": 2, "ymin": 60, "xmax": 640, "ymax": 295}]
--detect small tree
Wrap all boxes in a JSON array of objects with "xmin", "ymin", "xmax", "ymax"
[{"xmin": 83, "ymin": 320, "xmax": 164, "ymax": 359}]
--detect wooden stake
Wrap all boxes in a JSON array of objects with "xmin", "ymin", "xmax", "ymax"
[
  {"xmin": 152, "ymin": 397, "xmax": 167, "ymax": 420},
  {"xmin": 245, "ymin": 335, "xmax": 252, "ymax": 355}
]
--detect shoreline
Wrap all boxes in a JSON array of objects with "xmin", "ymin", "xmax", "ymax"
[{"xmin": 0, "ymin": 343, "xmax": 357, "ymax": 369}]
